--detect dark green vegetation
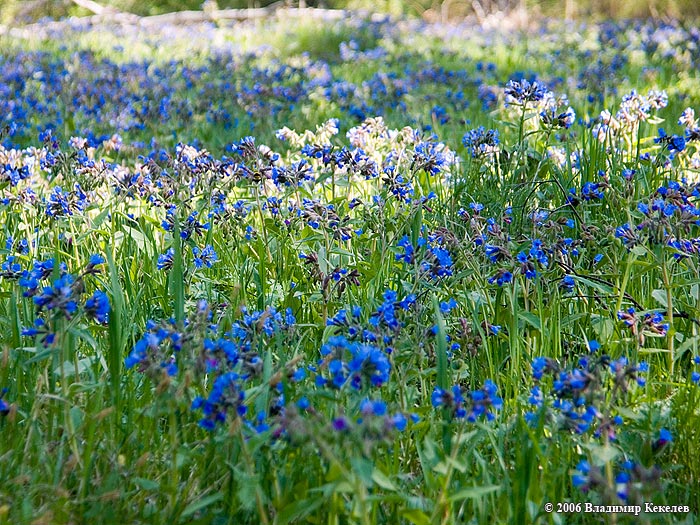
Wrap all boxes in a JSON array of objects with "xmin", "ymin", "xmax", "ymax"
[{"xmin": 0, "ymin": 14, "xmax": 700, "ymax": 525}]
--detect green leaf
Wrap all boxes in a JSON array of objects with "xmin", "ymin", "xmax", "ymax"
[
  {"xmin": 401, "ymin": 509, "xmax": 431, "ymax": 525},
  {"xmin": 329, "ymin": 247, "xmax": 355, "ymax": 257},
  {"xmin": 70, "ymin": 406, "xmax": 83, "ymax": 431},
  {"xmin": 52, "ymin": 357, "xmax": 94, "ymax": 378},
  {"xmin": 591, "ymin": 315, "xmax": 615, "ymax": 341},
  {"xmin": 371, "ymin": 468, "xmax": 397, "ymax": 491},
  {"xmin": 615, "ymin": 407, "xmax": 644, "ymax": 421},
  {"xmin": 448, "ymin": 484, "xmax": 500, "ymax": 502},
  {"xmin": 416, "ymin": 437, "xmax": 438, "ymax": 490},
  {"xmin": 518, "ymin": 311, "xmax": 541, "ymax": 331},
  {"xmin": 638, "ymin": 347, "xmax": 671, "ymax": 354},
  {"xmin": 278, "ymin": 497, "xmax": 325, "ymax": 524},
  {"xmin": 171, "ymin": 217, "xmax": 185, "ymax": 324},
  {"xmin": 67, "ymin": 327, "xmax": 98, "ymax": 351},
  {"xmin": 181, "ymin": 493, "xmax": 224, "ymax": 518},
  {"xmin": 91, "ymin": 207, "xmax": 111, "ymax": 229},
  {"xmin": 123, "ymin": 225, "xmax": 153, "ymax": 257},
  {"xmin": 433, "ymin": 297, "xmax": 451, "ymax": 455},
  {"xmin": 468, "ymin": 290, "xmax": 486, "ymax": 306},
  {"xmin": 571, "ymin": 275, "xmax": 613, "ymax": 294},
  {"xmin": 630, "ymin": 245, "xmax": 646, "ymax": 257},
  {"xmin": 133, "ymin": 477, "xmax": 159, "ymax": 490},
  {"xmin": 433, "ymin": 298, "xmax": 449, "ymax": 391},
  {"xmin": 25, "ymin": 347, "xmax": 55, "ymax": 365},
  {"xmin": 411, "ymin": 207, "xmax": 422, "ymax": 247},
  {"xmin": 651, "ymin": 289, "xmax": 668, "ymax": 308},
  {"xmin": 586, "ymin": 443, "xmax": 620, "ymax": 465},
  {"xmin": 676, "ymin": 335, "xmax": 700, "ymax": 358},
  {"xmin": 176, "ymin": 446, "xmax": 192, "ymax": 469},
  {"xmin": 351, "ymin": 457, "xmax": 374, "ymax": 487}
]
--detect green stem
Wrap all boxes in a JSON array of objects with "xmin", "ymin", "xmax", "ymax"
[
  {"xmin": 661, "ymin": 259, "xmax": 674, "ymax": 376},
  {"xmin": 168, "ymin": 408, "xmax": 180, "ymax": 518},
  {"xmin": 614, "ymin": 251, "xmax": 635, "ymax": 316},
  {"xmin": 239, "ymin": 431, "xmax": 270, "ymax": 525}
]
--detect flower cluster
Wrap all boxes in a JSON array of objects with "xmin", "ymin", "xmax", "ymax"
[
  {"xmin": 573, "ymin": 459, "xmax": 663, "ymax": 504},
  {"xmin": 191, "ymin": 372, "xmax": 247, "ymax": 430},
  {"xmin": 332, "ymin": 397, "xmax": 414, "ymax": 438},
  {"xmin": 592, "ymin": 89, "xmax": 668, "ymax": 142},
  {"xmin": 124, "ymin": 318, "xmax": 182, "ymax": 378},
  {"xmin": 462, "ymin": 127, "xmax": 500, "ymax": 159},
  {"xmin": 395, "ymin": 234, "xmax": 454, "ymax": 279},
  {"xmin": 617, "ymin": 308, "xmax": 669, "ymax": 346},
  {"xmin": 504, "ymin": 79, "xmax": 551, "ymax": 106},
  {"xmin": 14, "ymin": 255, "xmax": 110, "ymax": 345},
  {"xmin": 527, "ymin": 343, "xmax": 647, "ymax": 437},
  {"xmin": 126, "ymin": 301, "xmax": 297, "ymax": 430},
  {"xmin": 691, "ymin": 356, "xmax": 700, "ymax": 384},
  {"xmin": 317, "ymin": 335, "xmax": 391, "ymax": 390},
  {"xmin": 431, "ymin": 380, "xmax": 503, "ymax": 422}
]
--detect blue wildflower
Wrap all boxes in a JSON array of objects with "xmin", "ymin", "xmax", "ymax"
[
  {"xmin": 462, "ymin": 127, "xmax": 499, "ymax": 158},
  {"xmin": 157, "ymin": 248, "xmax": 174, "ymax": 271},
  {"xmin": 192, "ymin": 372, "xmax": 246, "ymax": 430},
  {"xmin": 193, "ymin": 245, "xmax": 218, "ymax": 268},
  {"xmin": 85, "ymin": 290, "xmax": 110, "ymax": 324},
  {"xmin": 33, "ymin": 274, "xmax": 79, "ymax": 317}
]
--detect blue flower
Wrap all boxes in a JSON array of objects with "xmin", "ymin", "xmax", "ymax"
[
  {"xmin": 193, "ymin": 372, "xmax": 247, "ymax": 430},
  {"xmin": 413, "ymin": 140, "xmax": 450, "ymax": 175},
  {"xmin": 488, "ymin": 270, "xmax": 513, "ymax": 287},
  {"xmin": 87, "ymin": 254, "xmax": 106, "ymax": 270},
  {"xmin": 504, "ymin": 78, "xmax": 550, "ymax": 105},
  {"xmin": 439, "ymin": 298, "xmax": 458, "ymax": 313},
  {"xmin": 193, "ymin": 245, "xmax": 218, "ymax": 268},
  {"xmin": 560, "ymin": 275, "xmax": 575, "ymax": 293},
  {"xmin": 462, "ymin": 127, "xmax": 499, "ymax": 158},
  {"xmin": 85, "ymin": 290, "xmax": 110, "ymax": 324},
  {"xmin": 157, "ymin": 248, "xmax": 174, "ymax": 271},
  {"xmin": 581, "ymin": 182, "xmax": 604, "ymax": 200},
  {"xmin": 45, "ymin": 185, "xmax": 89, "ymax": 217},
  {"xmin": 528, "ymin": 386, "xmax": 543, "ymax": 406},
  {"xmin": 467, "ymin": 379, "xmax": 503, "ymax": 421},
  {"xmin": 396, "ymin": 235, "xmax": 415, "ymax": 263},
  {"xmin": 360, "ymin": 398, "xmax": 387, "ymax": 417},
  {"xmin": 655, "ymin": 128, "xmax": 686, "ymax": 155},
  {"xmin": 390, "ymin": 413, "xmax": 407, "ymax": 431},
  {"xmin": 1, "ymin": 256, "xmax": 23, "ymax": 279},
  {"xmin": 532, "ymin": 357, "xmax": 554, "ymax": 380},
  {"xmin": 431, "ymin": 387, "xmax": 449, "ymax": 408},
  {"xmin": 654, "ymin": 428, "xmax": 673, "ymax": 452},
  {"xmin": 0, "ymin": 388, "xmax": 9, "ymax": 416},
  {"xmin": 332, "ymin": 417, "xmax": 350, "ymax": 432},
  {"xmin": 484, "ymin": 244, "xmax": 507, "ymax": 263},
  {"xmin": 33, "ymin": 274, "xmax": 79, "ymax": 317},
  {"xmin": 572, "ymin": 460, "xmax": 590, "ymax": 488}
]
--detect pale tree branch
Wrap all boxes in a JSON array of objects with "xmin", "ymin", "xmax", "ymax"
[{"xmin": 69, "ymin": 0, "xmax": 117, "ymax": 15}]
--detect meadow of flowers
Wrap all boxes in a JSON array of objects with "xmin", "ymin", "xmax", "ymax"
[{"xmin": 1, "ymin": 12, "xmax": 700, "ymax": 524}]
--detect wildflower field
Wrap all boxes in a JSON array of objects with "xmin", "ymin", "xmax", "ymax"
[{"xmin": 1, "ymin": 12, "xmax": 700, "ymax": 524}]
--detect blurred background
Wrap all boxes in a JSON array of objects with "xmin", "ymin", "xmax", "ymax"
[{"xmin": 2, "ymin": 0, "xmax": 700, "ymax": 24}]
